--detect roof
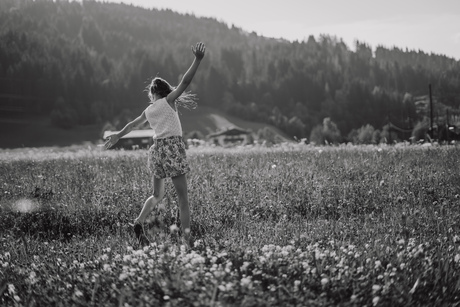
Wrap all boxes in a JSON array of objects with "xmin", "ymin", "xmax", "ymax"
[
  {"xmin": 207, "ymin": 127, "xmax": 250, "ymax": 137},
  {"xmin": 103, "ymin": 130, "xmax": 153, "ymax": 139}
]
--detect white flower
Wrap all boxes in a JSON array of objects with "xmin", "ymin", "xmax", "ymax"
[
  {"xmin": 372, "ymin": 296, "xmax": 380, "ymax": 306},
  {"xmin": 170, "ymin": 225, "xmax": 179, "ymax": 232},
  {"xmin": 75, "ymin": 289, "xmax": 83, "ymax": 297},
  {"xmin": 28, "ymin": 271, "xmax": 38, "ymax": 285},
  {"xmin": 8, "ymin": 284, "xmax": 16, "ymax": 295},
  {"xmin": 372, "ymin": 285, "xmax": 381, "ymax": 293},
  {"xmin": 240, "ymin": 276, "xmax": 252, "ymax": 287},
  {"xmin": 455, "ymin": 254, "xmax": 460, "ymax": 263},
  {"xmin": 321, "ymin": 278, "xmax": 329, "ymax": 286},
  {"xmin": 119, "ymin": 273, "xmax": 128, "ymax": 281}
]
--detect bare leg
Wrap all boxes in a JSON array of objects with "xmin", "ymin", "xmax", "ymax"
[
  {"xmin": 135, "ymin": 177, "xmax": 165, "ymax": 224},
  {"xmin": 171, "ymin": 174, "xmax": 191, "ymax": 245}
]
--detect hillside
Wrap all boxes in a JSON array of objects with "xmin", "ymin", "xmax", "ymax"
[
  {"xmin": 0, "ymin": 0, "xmax": 460, "ymax": 148},
  {"xmin": 0, "ymin": 106, "xmax": 290, "ymax": 148}
]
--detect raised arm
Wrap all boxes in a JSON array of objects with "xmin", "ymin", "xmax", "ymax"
[
  {"xmin": 104, "ymin": 111, "xmax": 147, "ymax": 149},
  {"xmin": 166, "ymin": 42, "xmax": 205, "ymax": 104}
]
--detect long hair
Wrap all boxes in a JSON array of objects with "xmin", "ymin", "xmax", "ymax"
[{"xmin": 147, "ymin": 77, "xmax": 198, "ymax": 110}]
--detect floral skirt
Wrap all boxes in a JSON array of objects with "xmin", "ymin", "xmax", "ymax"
[{"xmin": 148, "ymin": 136, "xmax": 190, "ymax": 179}]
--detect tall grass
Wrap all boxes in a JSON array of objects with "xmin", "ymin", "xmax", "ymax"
[{"xmin": 1, "ymin": 144, "xmax": 459, "ymax": 306}]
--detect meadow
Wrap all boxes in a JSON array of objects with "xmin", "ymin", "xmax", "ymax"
[{"xmin": 0, "ymin": 143, "xmax": 459, "ymax": 306}]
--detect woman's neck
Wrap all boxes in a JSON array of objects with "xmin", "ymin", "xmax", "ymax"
[{"xmin": 152, "ymin": 93, "xmax": 163, "ymax": 101}]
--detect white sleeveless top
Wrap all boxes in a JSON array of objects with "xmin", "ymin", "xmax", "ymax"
[{"xmin": 145, "ymin": 98, "xmax": 182, "ymax": 139}]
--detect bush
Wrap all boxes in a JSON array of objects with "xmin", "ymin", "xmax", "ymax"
[
  {"xmin": 412, "ymin": 118, "xmax": 429, "ymax": 142},
  {"xmin": 309, "ymin": 118, "xmax": 342, "ymax": 145}
]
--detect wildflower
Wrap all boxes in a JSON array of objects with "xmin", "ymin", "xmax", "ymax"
[
  {"xmin": 194, "ymin": 239, "xmax": 202, "ymax": 248},
  {"xmin": 170, "ymin": 224, "xmax": 179, "ymax": 232},
  {"xmin": 350, "ymin": 294, "xmax": 357, "ymax": 301},
  {"xmin": 321, "ymin": 278, "xmax": 329, "ymax": 286},
  {"xmin": 8, "ymin": 284, "xmax": 16, "ymax": 295},
  {"xmin": 372, "ymin": 285, "xmax": 381, "ymax": 293},
  {"xmin": 372, "ymin": 296, "xmax": 380, "ymax": 306},
  {"xmin": 75, "ymin": 289, "xmax": 83, "ymax": 297},
  {"xmin": 240, "ymin": 276, "xmax": 252, "ymax": 287},
  {"xmin": 375, "ymin": 260, "xmax": 381, "ymax": 269},
  {"xmin": 119, "ymin": 273, "xmax": 128, "ymax": 281},
  {"xmin": 28, "ymin": 271, "xmax": 38, "ymax": 285},
  {"xmin": 455, "ymin": 254, "xmax": 460, "ymax": 263},
  {"xmin": 103, "ymin": 264, "xmax": 111, "ymax": 272},
  {"xmin": 271, "ymin": 164, "xmax": 276, "ymax": 169},
  {"xmin": 163, "ymin": 295, "xmax": 170, "ymax": 301}
]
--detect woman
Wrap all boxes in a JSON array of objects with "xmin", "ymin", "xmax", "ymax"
[{"xmin": 104, "ymin": 42, "xmax": 206, "ymax": 247}]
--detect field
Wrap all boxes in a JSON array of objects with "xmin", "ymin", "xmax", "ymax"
[{"xmin": 1, "ymin": 144, "xmax": 460, "ymax": 306}]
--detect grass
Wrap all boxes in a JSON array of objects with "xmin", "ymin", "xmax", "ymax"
[{"xmin": 1, "ymin": 143, "xmax": 460, "ymax": 306}]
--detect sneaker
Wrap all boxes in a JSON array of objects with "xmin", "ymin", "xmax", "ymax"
[{"xmin": 134, "ymin": 223, "xmax": 150, "ymax": 247}]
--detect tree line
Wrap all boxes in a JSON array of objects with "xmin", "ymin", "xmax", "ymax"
[{"xmin": 1, "ymin": 0, "xmax": 459, "ymax": 143}]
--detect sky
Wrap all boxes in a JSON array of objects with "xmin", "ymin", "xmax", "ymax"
[{"xmin": 100, "ymin": 0, "xmax": 460, "ymax": 60}]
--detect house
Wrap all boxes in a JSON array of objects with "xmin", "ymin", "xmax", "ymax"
[
  {"xmin": 102, "ymin": 130, "xmax": 154, "ymax": 149},
  {"xmin": 207, "ymin": 127, "xmax": 251, "ymax": 146}
]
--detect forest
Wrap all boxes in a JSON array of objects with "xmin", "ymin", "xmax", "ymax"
[{"xmin": 1, "ymin": 0, "xmax": 460, "ymax": 143}]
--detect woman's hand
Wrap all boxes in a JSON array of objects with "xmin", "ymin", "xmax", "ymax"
[
  {"xmin": 104, "ymin": 134, "xmax": 120, "ymax": 149},
  {"xmin": 192, "ymin": 42, "xmax": 205, "ymax": 60}
]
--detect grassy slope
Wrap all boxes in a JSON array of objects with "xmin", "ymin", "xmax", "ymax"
[
  {"xmin": 180, "ymin": 105, "xmax": 292, "ymax": 141},
  {"xmin": 0, "ymin": 107, "xmax": 291, "ymax": 149}
]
